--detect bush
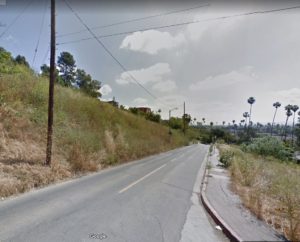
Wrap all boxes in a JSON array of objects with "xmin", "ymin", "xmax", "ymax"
[
  {"xmin": 241, "ymin": 136, "xmax": 293, "ymax": 161},
  {"xmin": 199, "ymin": 127, "xmax": 236, "ymax": 144},
  {"xmin": 67, "ymin": 143, "xmax": 98, "ymax": 173},
  {"xmin": 220, "ymin": 150, "xmax": 234, "ymax": 168}
]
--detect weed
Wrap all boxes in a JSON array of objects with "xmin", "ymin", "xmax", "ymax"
[{"xmin": 219, "ymin": 144, "xmax": 300, "ymax": 241}]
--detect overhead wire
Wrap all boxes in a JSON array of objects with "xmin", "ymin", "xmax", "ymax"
[
  {"xmin": 57, "ymin": 5, "xmax": 300, "ymax": 46},
  {"xmin": 62, "ymin": 0, "xmax": 171, "ymax": 108},
  {"xmin": 32, "ymin": 0, "xmax": 48, "ymax": 66},
  {"xmin": 0, "ymin": 0, "xmax": 35, "ymax": 39},
  {"xmin": 57, "ymin": 3, "xmax": 210, "ymax": 38},
  {"xmin": 42, "ymin": 45, "xmax": 50, "ymax": 65}
]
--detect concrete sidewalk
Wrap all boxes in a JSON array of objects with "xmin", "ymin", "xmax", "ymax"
[{"xmin": 201, "ymin": 147, "xmax": 284, "ymax": 242}]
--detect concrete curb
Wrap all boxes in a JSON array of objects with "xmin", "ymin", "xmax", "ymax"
[{"xmin": 200, "ymin": 151, "xmax": 243, "ymax": 242}]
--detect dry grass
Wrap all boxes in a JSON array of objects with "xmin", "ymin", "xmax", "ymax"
[
  {"xmin": 218, "ymin": 144, "xmax": 300, "ymax": 241},
  {"xmin": 0, "ymin": 70, "xmax": 190, "ymax": 198},
  {"xmin": 0, "ymin": 161, "xmax": 72, "ymax": 197}
]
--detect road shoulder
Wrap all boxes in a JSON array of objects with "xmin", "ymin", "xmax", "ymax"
[
  {"xmin": 180, "ymin": 145, "xmax": 227, "ymax": 242},
  {"xmin": 201, "ymin": 147, "xmax": 284, "ymax": 242}
]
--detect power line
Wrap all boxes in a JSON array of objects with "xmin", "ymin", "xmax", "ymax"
[
  {"xmin": 57, "ymin": 3, "xmax": 210, "ymax": 38},
  {"xmin": 57, "ymin": 5, "xmax": 300, "ymax": 46},
  {"xmin": 42, "ymin": 45, "xmax": 50, "ymax": 64},
  {"xmin": 32, "ymin": 0, "xmax": 48, "ymax": 66},
  {"xmin": 62, "ymin": 0, "xmax": 170, "ymax": 107},
  {"xmin": 0, "ymin": 0, "xmax": 35, "ymax": 39}
]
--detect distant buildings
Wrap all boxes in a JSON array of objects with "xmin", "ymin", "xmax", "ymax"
[
  {"xmin": 103, "ymin": 97, "xmax": 151, "ymax": 114},
  {"xmin": 106, "ymin": 97, "xmax": 119, "ymax": 107},
  {"xmin": 136, "ymin": 107, "xmax": 151, "ymax": 114}
]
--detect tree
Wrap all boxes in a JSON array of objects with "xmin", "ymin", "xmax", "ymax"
[
  {"xmin": 57, "ymin": 51, "xmax": 76, "ymax": 87},
  {"xmin": 146, "ymin": 111, "xmax": 161, "ymax": 123},
  {"xmin": 169, "ymin": 117, "xmax": 183, "ymax": 129},
  {"xmin": 0, "ymin": 47, "xmax": 15, "ymax": 73},
  {"xmin": 295, "ymin": 111, "xmax": 300, "ymax": 147},
  {"xmin": 183, "ymin": 114, "xmax": 191, "ymax": 124},
  {"xmin": 14, "ymin": 55, "xmax": 29, "ymax": 67},
  {"xmin": 247, "ymin": 97, "xmax": 256, "ymax": 125},
  {"xmin": 291, "ymin": 105, "xmax": 299, "ymax": 145},
  {"xmin": 271, "ymin": 102, "xmax": 281, "ymax": 136},
  {"xmin": 283, "ymin": 105, "xmax": 293, "ymax": 141},
  {"xmin": 76, "ymin": 69, "xmax": 101, "ymax": 98},
  {"xmin": 40, "ymin": 64, "xmax": 62, "ymax": 83},
  {"xmin": 243, "ymin": 112, "xmax": 249, "ymax": 127},
  {"xmin": 40, "ymin": 64, "xmax": 50, "ymax": 77}
]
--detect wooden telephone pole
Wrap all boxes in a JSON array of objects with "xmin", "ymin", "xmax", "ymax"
[{"xmin": 45, "ymin": 0, "xmax": 56, "ymax": 166}]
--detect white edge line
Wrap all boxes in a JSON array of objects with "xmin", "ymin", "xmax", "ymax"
[{"xmin": 118, "ymin": 164, "xmax": 167, "ymax": 194}]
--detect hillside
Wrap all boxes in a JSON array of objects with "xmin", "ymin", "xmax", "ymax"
[{"xmin": 0, "ymin": 48, "xmax": 194, "ymax": 198}]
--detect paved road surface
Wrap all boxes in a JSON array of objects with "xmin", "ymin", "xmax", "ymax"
[{"xmin": 0, "ymin": 144, "xmax": 225, "ymax": 242}]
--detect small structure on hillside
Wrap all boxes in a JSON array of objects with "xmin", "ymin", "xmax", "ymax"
[
  {"xmin": 136, "ymin": 107, "xmax": 151, "ymax": 114},
  {"xmin": 107, "ymin": 97, "xmax": 119, "ymax": 108}
]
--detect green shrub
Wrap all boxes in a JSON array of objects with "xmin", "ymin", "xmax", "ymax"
[
  {"xmin": 220, "ymin": 150, "xmax": 234, "ymax": 168},
  {"xmin": 241, "ymin": 136, "xmax": 293, "ymax": 161}
]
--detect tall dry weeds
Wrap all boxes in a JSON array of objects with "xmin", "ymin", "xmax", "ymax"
[{"xmin": 219, "ymin": 144, "xmax": 300, "ymax": 241}]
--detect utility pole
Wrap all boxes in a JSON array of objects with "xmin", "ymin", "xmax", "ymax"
[
  {"xmin": 45, "ymin": 0, "xmax": 56, "ymax": 166},
  {"xmin": 169, "ymin": 110, "xmax": 171, "ymax": 134},
  {"xmin": 183, "ymin": 102, "xmax": 186, "ymax": 135}
]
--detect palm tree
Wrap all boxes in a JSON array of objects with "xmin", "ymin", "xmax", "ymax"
[
  {"xmin": 283, "ymin": 105, "xmax": 293, "ymax": 141},
  {"xmin": 271, "ymin": 102, "xmax": 281, "ymax": 136},
  {"xmin": 291, "ymin": 105, "xmax": 299, "ymax": 145},
  {"xmin": 222, "ymin": 121, "xmax": 226, "ymax": 126},
  {"xmin": 243, "ymin": 112, "xmax": 250, "ymax": 127},
  {"xmin": 232, "ymin": 120, "xmax": 236, "ymax": 134},
  {"xmin": 202, "ymin": 118, "xmax": 205, "ymax": 124},
  {"xmin": 247, "ymin": 97, "xmax": 256, "ymax": 126}
]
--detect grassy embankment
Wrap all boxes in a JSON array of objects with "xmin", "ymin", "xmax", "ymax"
[
  {"xmin": 0, "ymin": 64, "xmax": 196, "ymax": 198},
  {"xmin": 218, "ymin": 143, "xmax": 300, "ymax": 241}
]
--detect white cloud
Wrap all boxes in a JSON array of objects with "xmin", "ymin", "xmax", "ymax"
[
  {"xmin": 152, "ymin": 79, "xmax": 177, "ymax": 92},
  {"xmin": 4, "ymin": 34, "xmax": 18, "ymax": 44},
  {"xmin": 273, "ymin": 88, "xmax": 300, "ymax": 105},
  {"xmin": 189, "ymin": 66, "xmax": 256, "ymax": 91},
  {"xmin": 116, "ymin": 62, "xmax": 171, "ymax": 86},
  {"xmin": 120, "ymin": 30, "xmax": 185, "ymax": 55},
  {"xmin": 100, "ymin": 97, "xmax": 111, "ymax": 102},
  {"xmin": 133, "ymin": 97, "xmax": 148, "ymax": 106},
  {"xmin": 156, "ymin": 94, "xmax": 186, "ymax": 107},
  {"xmin": 186, "ymin": 11, "xmax": 242, "ymax": 42},
  {"xmin": 100, "ymin": 84, "xmax": 112, "ymax": 96}
]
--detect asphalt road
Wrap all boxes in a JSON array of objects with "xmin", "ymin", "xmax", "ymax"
[{"xmin": 0, "ymin": 144, "xmax": 225, "ymax": 242}]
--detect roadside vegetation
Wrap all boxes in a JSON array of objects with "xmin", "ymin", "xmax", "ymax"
[
  {"xmin": 218, "ymin": 143, "xmax": 300, "ymax": 241},
  {"xmin": 0, "ymin": 47, "xmax": 199, "ymax": 198},
  {"xmin": 199, "ymin": 96, "xmax": 300, "ymax": 241}
]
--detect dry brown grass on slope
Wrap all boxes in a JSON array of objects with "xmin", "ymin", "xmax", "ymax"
[
  {"xmin": 0, "ymin": 72, "xmax": 190, "ymax": 199},
  {"xmin": 218, "ymin": 144, "xmax": 300, "ymax": 241},
  {"xmin": 0, "ymin": 162, "xmax": 72, "ymax": 198}
]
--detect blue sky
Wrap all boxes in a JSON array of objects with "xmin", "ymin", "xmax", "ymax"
[{"xmin": 1, "ymin": 0, "xmax": 300, "ymax": 124}]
